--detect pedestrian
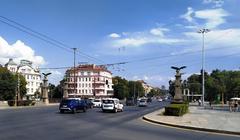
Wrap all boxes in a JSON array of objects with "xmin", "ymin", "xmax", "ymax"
[
  {"xmin": 229, "ymin": 101, "xmax": 233, "ymax": 112},
  {"xmin": 209, "ymin": 101, "xmax": 212, "ymax": 109},
  {"xmin": 234, "ymin": 101, "xmax": 238, "ymax": 112},
  {"xmin": 198, "ymin": 99, "xmax": 201, "ymax": 106}
]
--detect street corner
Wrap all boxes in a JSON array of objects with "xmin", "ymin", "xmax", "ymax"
[{"xmin": 142, "ymin": 106, "xmax": 240, "ymax": 136}]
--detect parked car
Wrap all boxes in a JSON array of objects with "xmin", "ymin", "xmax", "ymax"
[
  {"xmin": 92, "ymin": 99, "xmax": 102, "ymax": 108},
  {"xmin": 83, "ymin": 98, "xmax": 94, "ymax": 109},
  {"xmin": 102, "ymin": 98, "xmax": 124, "ymax": 113},
  {"xmin": 59, "ymin": 98, "xmax": 88, "ymax": 114},
  {"xmin": 138, "ymin": 99, "xmax": 148, "ymax": 107}
]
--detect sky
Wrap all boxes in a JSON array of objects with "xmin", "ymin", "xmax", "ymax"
[{"xmin": 0, "ymin": 0, "xmax": 240, "ymax": 87}]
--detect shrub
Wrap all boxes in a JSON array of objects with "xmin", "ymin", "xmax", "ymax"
[{"xmin": 164, "ymin": 103, "xmax": 189, "ymax": 116}]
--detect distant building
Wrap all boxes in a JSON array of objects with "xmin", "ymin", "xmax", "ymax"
[
  {"xmin": 5, "ymin": 59, "xmax": 42, "ymax": 98},
  {"xmin": 137, "ymin": 80, "xmax": 153, "ymax": 96},
  {"xmin": 64, "ymin": 64, "xmax": 114, "ymax": 98}
]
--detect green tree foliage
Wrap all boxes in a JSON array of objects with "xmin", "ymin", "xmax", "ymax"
[
  {"xmin": 168, "ymin": 80, "xmax": 175, "ymax": 97},
  {"xmin": 18, "ymin": 74, "xmax": 27, "ymax": 99},
  {"xmin": 148, "ymin": 88, "xmax": 162, "ymax": 97},
  {"xmin": 112, "ymin": 76, "xmax": 129, "ymax": 99},
  {"xmin": 112, "ymin": 76, "xmax": 145, "ymax": 99},
  {"xmin": 0, "ymin": 67, "xmax": 27, "ymax": 100},
  {"xmin": 0, "ymin": 67, "xmax": 17, "ymax": 100},
  {"xmin": 186, "ymin": 69, "xmax": 240, "ymax": 102},
  {"xmin": 48, "ymin": 79, "xmax": 65, "ymax": 99}
]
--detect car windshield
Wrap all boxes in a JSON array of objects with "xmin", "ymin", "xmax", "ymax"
[{"xmin": 61, "ymin": 99, "xmax": 73, "ymax": 104}]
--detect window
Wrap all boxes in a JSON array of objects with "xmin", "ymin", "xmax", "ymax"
[
  {"xmin": 82, "ymin": 84, "xmax": 84, "ymax": 87},
  {"xmin": 79, "ymin": 84, "xmax": 81, "ymax": 87},
  {"xmin": 87, "ymin": 72, "xmax": 91, "ymax": 75},
  {"xmin": 86, "ymin": 90, "xmax": 87, "ymax": 93},
  {"xmin": 31, "ymin": 82, "xmax": 33, "ymax": 86},
  {"xmin": 86, "ymin": 78, "xmax": 88, "ymax": 81},
  {"xmin": 81, "ymin": 72, "xmax": 84, "ymax": 75},
  {"xmin": 31, "ymin": 88, "xmax": 33, "ymax": 93}
]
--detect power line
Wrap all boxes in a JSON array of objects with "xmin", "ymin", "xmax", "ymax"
[{"xmin": 0, "ymin": 16, "xmax": 104, "ymax": 63}]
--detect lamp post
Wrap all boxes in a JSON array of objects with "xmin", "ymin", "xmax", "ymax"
[
  {"xmin": 197, "ymin": 28, "xmax": 210, "ymax": 106},
  {"xmin": 72, "ymin": 48, "xmax": 77, "ymax": 98},
  {"xmin": 15, "ymin": 66, "xmax": 22, "ymax": 106}
]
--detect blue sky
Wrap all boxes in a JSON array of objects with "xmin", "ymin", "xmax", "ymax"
[{"xmin": 0, "ymin": 0, "xmax": 240, "ymax": 87}]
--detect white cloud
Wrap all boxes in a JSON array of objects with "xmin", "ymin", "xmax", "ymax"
[
  {"xmin": 109, "ymin": 28, "xmax": 185, "ymax": 47},
  {"xmin": 181, "ymin": 7, "xmax": 229, "ymax": 29},
  {"xmin": 180, "ymin": 7, "xmax": 195, "ymax": 23},
  {"xmin": 195, "ymin": 8, "xmax": 229, "ymax": 28},
  {"xmin": 150, "ymin": 27, "xmax": 169, "ymax": 36},
  {"xmin": 0, "ymin": 36, "xmax": 45, "ymax": 66},
  {"xmin": 108, "ymin": 33, "xmax": 121, "ymax": 38},
  {"xmin": 171, "ymin": 28, "xmax": 240, "ymax": 56},
  {"xmin": 203, "ymin": 0, "xmax": 224, "ymax": 8}
]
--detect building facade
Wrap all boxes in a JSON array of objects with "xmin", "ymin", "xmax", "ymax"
[
  {"xmin": 65, "ymin": 64, "xmax": 114, "ymax": 98},
  {"xmin": 137, "ymin": 80, "xmax": 153, "ymax": 96},
  {"xmin": 5, "ymin": 59, "xmax": 42, "ymax": 98}
]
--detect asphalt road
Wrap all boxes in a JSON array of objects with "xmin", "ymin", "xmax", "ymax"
[{"xmin": 0, "ymin": 101, "xmax": 239, "ymax": 140}]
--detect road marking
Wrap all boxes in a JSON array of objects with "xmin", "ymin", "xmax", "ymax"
[{"xmin": 141, "ymin": 118, "xmax": 240, "ymax": 138}]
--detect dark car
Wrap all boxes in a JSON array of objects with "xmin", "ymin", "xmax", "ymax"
[
  {"xmin": 126, "ymin": 97, "xmax": 137, "ymax": 106},
  {"xmin": 147, "ymin": 97, "xmax": 152, "ymax": 103},
  {"xmin": 59, "ymin": 99, "xmax": 88, "ymax": 114},
  {"xmin": 83, "ymin": 98, "xmax": 94, "ymax": 109}
]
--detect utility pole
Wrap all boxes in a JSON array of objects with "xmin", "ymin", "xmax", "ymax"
[
  {"xmin": 197, "ymin": 28, "xmax": 210, "ymax": 106},
  {"xmin": 72, "ymin": 48, "xmax": 77, "ymax": 97}
]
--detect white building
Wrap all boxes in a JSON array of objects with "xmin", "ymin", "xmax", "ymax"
[
  {"xmin": 137, "ymin": 80, "xmax": 153, "ymax": 96},
  {"xmin": 65, "ymin": 64, "xmax": 114, "ymax": 98},
  {"xmin": 5, "ymin": 59, "xmax": 42, "ymax": 98}
]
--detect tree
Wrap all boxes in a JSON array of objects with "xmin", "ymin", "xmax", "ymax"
[
  {"xmin": 168, "ymin": 80, "xmax": 175, "ymax": 97},
  {"xmin": 112, "ymin": 76, "xmax": 129, "ymax": 99},
  {"xmin": 0, "ymin": 67, "xmax": 17, "ymax": 100},
  {"xmin": 18, "ymin": 74, "xmax": 27, "ymax": 99},
  {"xmin": 0, "ymin": 67, "xmax": 27, "ymax": 100}
]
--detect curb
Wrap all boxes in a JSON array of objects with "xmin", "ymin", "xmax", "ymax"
[
  {"xmin": 142, "ymin": 115, "xmax": 240, "ymax": 136},
  {"xmin": 0, "ymin": 103, "xmax": 59, "ymax": 110}
]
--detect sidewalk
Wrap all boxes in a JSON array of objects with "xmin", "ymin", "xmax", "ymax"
[
  {"xmin": 0, "ymin": 101, "xmax": 59, "ymax": 110},
  {"xmin": 143, "ymin": 106, "xmax": 240, "ymax": 135}
]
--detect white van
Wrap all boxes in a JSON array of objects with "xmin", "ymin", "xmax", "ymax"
[{"xmin": 102, "ymin": 98, "xmax": 123, "ymax": 113}]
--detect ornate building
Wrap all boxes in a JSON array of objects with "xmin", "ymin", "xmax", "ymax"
[{"xmin": 5, "ymin": 59, "xmax": 42, "ymax": 99}]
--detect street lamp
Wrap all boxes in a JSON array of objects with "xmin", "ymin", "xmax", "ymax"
[{"xmin": 197, "ymin": 28, "xmax": 210, "ymax": 106}]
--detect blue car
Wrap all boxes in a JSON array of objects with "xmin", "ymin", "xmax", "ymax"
[{"xmin": 59, "ymin": 99, "xmax": 88, "ymax": 114}]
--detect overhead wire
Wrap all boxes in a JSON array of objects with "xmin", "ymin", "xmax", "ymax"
[{"xmin": 0, "ymin": 16, "xmax": 104, "ymax": 63}]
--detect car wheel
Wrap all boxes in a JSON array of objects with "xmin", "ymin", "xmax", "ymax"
[
  {"xmin": 60, "ymin": 110, "xmax": 64, "ymax": 113},
  {"xmin": 102, "ymin": 110, "xmax": 106, "ymax": 113},
  {"xmin": 83, "ymin": 107, "xmax": 87, "ymax": 112},
  {"xmin": 114, "ymin": 108, "xmax": 118, "ymax": 113},
  {"xmin": 121, "ymin": 108, "xmax": 123, "ymax": 112},
  {"xmin": 72, "ymin": 108, "xmax": 76, "ymax": 114}
]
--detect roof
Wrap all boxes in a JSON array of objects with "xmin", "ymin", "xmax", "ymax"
[
  {"xmin": 5, "ymin": 58, "xmax": 17, "ymax": 66},
  {"xmin": 66, "ymin": 64, "xmax": 112, "ymax": 74}
]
